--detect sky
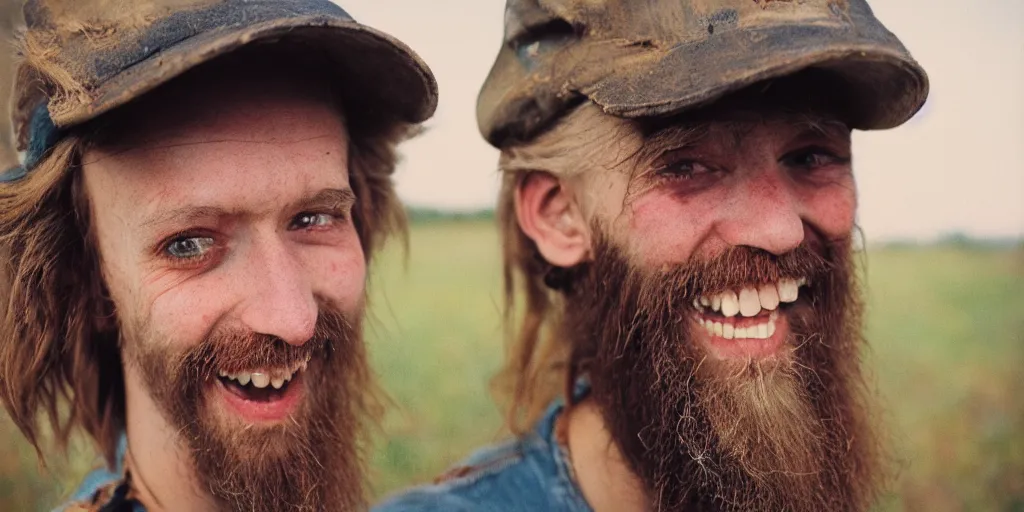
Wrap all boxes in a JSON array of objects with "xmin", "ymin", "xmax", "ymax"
[{"xmin": 342, "ymin": 0, "xmax": 1023, "ymax": 242}]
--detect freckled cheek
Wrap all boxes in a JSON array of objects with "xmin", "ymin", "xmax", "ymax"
[
  {"xmin": 803, "ymin": 185, "xmax": 857, "ymax": 239},
  {"xmin": 625, "ymin": 194, "xmax": 707, "ymax": 266},
  {"xmin": 307, "ymin": 248, "xmax": 366, "ymax": 312}
]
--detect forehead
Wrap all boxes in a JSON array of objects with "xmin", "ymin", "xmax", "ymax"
[
  {"xmin": 81, "ymin": 67, "xmax": 351, "ymax": 220},
  {"xmin": 91, "ymin": 53, "xmax": 345, "ymax": 146}
]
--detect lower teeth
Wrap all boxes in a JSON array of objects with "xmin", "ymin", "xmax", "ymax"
[{"xmin": 698, "ymin": 311, "xmax": 778, "ymax": 340}]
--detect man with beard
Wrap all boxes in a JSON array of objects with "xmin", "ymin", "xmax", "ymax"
[
  {"xmin": 377, "ymin": 0, "xmax": 927, "ymax": 511},
  {"xmin": 0, "ymin": 1, "xmax": 436, "ymax": 510}
]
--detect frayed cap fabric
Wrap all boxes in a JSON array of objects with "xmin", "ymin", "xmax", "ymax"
[
  {"xmin": 10, "ymin": 0, "xmax": 438, "ymax": 174},
  {"xmin": 477, "ymin": 0, "xmax": 929, "ymax": 147}
]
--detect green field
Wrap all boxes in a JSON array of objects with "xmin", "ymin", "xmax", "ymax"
[{"xmin": 1, "ymin": 221, "xmax": 1021, "ymax": 511}]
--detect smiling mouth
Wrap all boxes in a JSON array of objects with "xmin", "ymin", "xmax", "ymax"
[
  {"xmin": 216, "ymin": 355, "xmax": 310, "ymax": 404},
  {"xmin": 691, "ymin": 278, "xmax": 809, "ymax": 357}
]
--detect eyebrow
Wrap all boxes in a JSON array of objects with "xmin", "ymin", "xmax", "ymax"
[
  {"xmin": 293, "ymin": 188, "xmax": 357, "ymax": 215},
  {"xmin": 141, "ymin": 187, "xmax": 357, "ymax": 229}
]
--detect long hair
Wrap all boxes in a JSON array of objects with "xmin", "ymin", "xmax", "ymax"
[
  {"xmin": 0, "ymin": 105, "xmax": 414, "ymax": 470},
  {"xmin": 492, "ymin": 104, "xmax": 638, "ymax": 433}
]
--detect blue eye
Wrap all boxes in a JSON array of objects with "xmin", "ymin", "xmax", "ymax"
[
  {"xmin": 165, "ymin": 237, "xmax": 215, "ymax": 260},
  {"xmin": 291, "ymin": 213, "xmax": 335, "ymax": 230}
]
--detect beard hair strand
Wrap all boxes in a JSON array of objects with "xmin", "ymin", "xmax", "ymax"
[
  {"xmin": 123, "ymin": 307, "xmax": 370, "ymax": 512},
  {"xmin": 561, "ymin": 233, "xmax": 887, "ymax": 511}
]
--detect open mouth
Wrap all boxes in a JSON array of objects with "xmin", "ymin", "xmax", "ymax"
[
  {"xmin": 689, "ymin": 278, "xmax": 811, "ymax": 359},
  {"xmin": 216, "ymin": 355, "xmax": 310, "ymax": 404}
]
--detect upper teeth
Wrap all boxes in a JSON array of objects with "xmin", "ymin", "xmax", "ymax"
[
  {"xmin": 218, "ymin": 356, "xmax": 310, "ymax": 389},
  {"xmin": 694, "ymin": 278, "xmax": 806, "ymax": 318}
]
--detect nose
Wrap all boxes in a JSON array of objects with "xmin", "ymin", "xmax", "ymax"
[
  {"xmin": 235, "ymin": 238, "xmax": 318, "ymax": 346},
  {"xmin": 715, "ymin": 168, "xmax": 805, "ymax": 255}
]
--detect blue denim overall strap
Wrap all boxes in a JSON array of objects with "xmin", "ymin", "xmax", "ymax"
[
  {"xmin": 56, "ymin": 435, "xmax": 145, "ymax": 512},
  {"xmin": 374, "ymin": 383, "xmax": 593, "ymax": 512}
]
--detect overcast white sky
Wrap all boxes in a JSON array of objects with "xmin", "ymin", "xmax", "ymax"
[{"xmin": 341, "ymin": 0, "xmax": 1023, "ymax": 242}]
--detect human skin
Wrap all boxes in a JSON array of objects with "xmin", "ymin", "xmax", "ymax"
[
  {"xmin": 81, "ymin": 75, "xmax": 365, "ymax": 511},
  {"xmin": 515, "ymin": 108, "xmax": 856, "ymax": 511}
]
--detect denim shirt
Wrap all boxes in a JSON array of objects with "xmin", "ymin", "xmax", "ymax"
[
  {"xmin": 55, "ymin": 436, "xmax": 145, "ymax": 512},
  {"xmin": 374, "ymin": 393, "xmax": 593, "ymax": 512}
]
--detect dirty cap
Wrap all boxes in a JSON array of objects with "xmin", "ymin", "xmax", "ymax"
[
  {"xmin": 5, "ymin": 0, "xmax": 438, "ymax": 180},
  {"xmin": 478, "ymin": 0, "xmax": 929, "ymax": 148}
]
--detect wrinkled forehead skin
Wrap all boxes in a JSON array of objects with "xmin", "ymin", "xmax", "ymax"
[{"xmin": 479, "ymin": 0, "xmax": 928, "ymax": 147}]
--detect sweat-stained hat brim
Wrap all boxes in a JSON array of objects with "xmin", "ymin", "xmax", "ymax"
[
  {"xmin": 59, "ymin": 17, "xmax": 438, "ymax": 130},
  {"xmin": 11, "ymin": 0, "xmax": 438, "ymax": 163},
  {"xmin": 477, "ymin": 0, "xmax": 929, "ymax": 147},
  {"xmin": 27, "ymin": 14, "xmax": 437, "ymax": 133}
]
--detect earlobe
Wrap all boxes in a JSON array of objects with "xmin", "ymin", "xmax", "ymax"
[{"xmin": 514, "ymin": 172, "xmax": 590, "ymax": 268}]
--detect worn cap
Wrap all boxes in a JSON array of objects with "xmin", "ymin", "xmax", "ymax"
[
  {"xmin": 478, "ymin": 0, "xmax": 929, "ymax": 147},
  {"xmin": 5, "ymin": 0, "xmax": 438, "ymax": 180}
]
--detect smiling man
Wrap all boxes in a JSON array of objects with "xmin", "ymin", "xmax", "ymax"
[
  {"xmin": 377, "ymin": 0, "xmax": 927, "ymax": 511},
  {"xmin": 0, "ymin": 1, "xmax": 436, "ymax": 511}
]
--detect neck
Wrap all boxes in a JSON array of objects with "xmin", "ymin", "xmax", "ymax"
[
  {"xmin": 564, "ymin": 398, "xmax": 650, "ymax": 512},
  {"xmin": 122, "ymin": 363, "xmax": 218, "ymax": 512}
]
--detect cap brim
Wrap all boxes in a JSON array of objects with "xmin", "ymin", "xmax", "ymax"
[
  {"xmin": 52, "ymin": 15, "xmax": 438, "ymax": 129},
  {"xmin": 577, "ymin": 23, "xmax": 928, "ymax": 130}
]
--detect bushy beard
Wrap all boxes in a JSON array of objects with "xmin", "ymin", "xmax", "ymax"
[
  {"xmin": 562, "ymin": 235, "xmax": 885, "ymax": 511},
  {"xmin": 124, "ymin": 307, "xmax": 370, "ymax": 512}
]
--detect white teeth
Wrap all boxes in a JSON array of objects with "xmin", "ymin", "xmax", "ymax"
[
  {"xmin": 777, "ymin": 279, "xmax": 799, "ymax": 303},
  {"xmin": 250, "ymin": 373, "xmax": 270, "ymax": 389},
  {"xmin": 702, "ymin": 308, "xmax": 779, "ymax": 342},
  {"xmin": 738, "ymin": 287, "xmax": 760, "ymax": 317},
  {"xmin": 756, "ymin": 323, "xmax": 769, "ymax": 339},
  {"xmin": 710, "ymin": 295, "xmax": 722, "ymax": 312},
  {"xmin": 220, "ymin": 358, "xmax": 310, "ymax": 389},
  {"xmin": 693, "ymin": 298, "xmax": 702, "ymax": 310},
  {"xmin": 699, "ymin": 296, "xmax": 711, "ymax": 307},
  {"xmin": 720, "ymin": 290, "xmax": 740, "ymax": 317},
  {"xmin": 757, "ymin": 283, "xmax": 780, "ymax": 311},
  {"xmin": 722, "ymin": 323, "xmax": 735, "ymax": 339}
]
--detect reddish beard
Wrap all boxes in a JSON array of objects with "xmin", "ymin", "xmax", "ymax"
[
  {"xmin": 562, "ymin": 235, "xmax": 886, "ymax": 511},
  {"xmin": 124, "ymin": 307, "xmax": 371, "ymax": 512}
]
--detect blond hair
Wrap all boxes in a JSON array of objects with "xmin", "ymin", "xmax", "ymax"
[{"xmin": 493, "ymin": 103, "xmax": 642, "ymax": 432}]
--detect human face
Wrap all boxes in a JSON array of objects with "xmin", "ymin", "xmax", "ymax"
[
  {"xmin": 82, "ymin": 74, "xmax": 370, "ymax": 510},
  {"xmin": 549, "ymin": 103, "xmax": 877, "ymax": 511},
  {"xmin": 568, "ymin": 107, "xmax": 856, "ymax": 361},
  {"xmin": 84, "ymin": 82, "xmax": 365, "ymax": 421}
]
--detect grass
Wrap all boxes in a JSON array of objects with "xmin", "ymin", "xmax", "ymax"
[{"xmin": 1, "ymin": 221, "xmax": 1021, "ymax": 511}]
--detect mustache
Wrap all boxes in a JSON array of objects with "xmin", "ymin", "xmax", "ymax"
[
  {"xmin": 170, "ymin": 309, "xmax": 354, "ymax": 383},
  {"xmin": 637, "ymin": 242, "xmax": 836, "ymax": 300}
]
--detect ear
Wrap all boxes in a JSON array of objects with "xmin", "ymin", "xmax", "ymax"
[{"xmin": 514, "ymin": 172, "xmax": 590, "ymax": 267}]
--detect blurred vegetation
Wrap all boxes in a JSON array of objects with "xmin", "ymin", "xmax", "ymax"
[{"xmin": 1, "ymin": 220, "xmax": 1021, "ymax": 511}]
